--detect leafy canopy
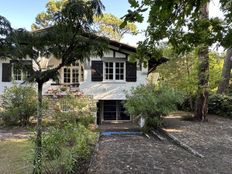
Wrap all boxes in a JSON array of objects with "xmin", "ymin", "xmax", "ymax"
[
  {"xmin": 1, "ymin": 0, "xmax": 108, "ymax": 84},
  {"xmin": 122, "ymin": 0, "xmax": 231, "ymax": 62},
  {"xmin": 156, "ymin": 48, "xmax": 224, "ymax": 95},
  {"xmin": 32, "ymin": 0, "xmax": 137, "ymax": 41},
  {"xmin": 93, "ymin": 13, "xmax": 137, "ymax": 41}
]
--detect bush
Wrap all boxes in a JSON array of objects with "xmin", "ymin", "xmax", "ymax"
[
  {"xmin": 124, "ymin": 84, "xmax": 184, "ymax": 130},
  {"xmin": 178, "ymin": 94, "xmax": 197, "ymax": 112},
  {"xmin": 208, "ymin": 94, "xmax": 232, "ymax": 117},
  {"xmin": 54, "ymin": 94, "xmax": 96, "ymax": 127},
  {"xmin": 42, "ymin": 123, "xmax": 97, "ymax": 174},
  {"xmin": 0, "ymin": 84, "xmax": 37, "ymax": 126}
]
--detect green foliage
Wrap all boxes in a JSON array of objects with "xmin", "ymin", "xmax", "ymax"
[
  {"xmin": 0, "ymin": 84, "xmax": 37, "ymax": 126},
  {"xmin": 54, "ymin": 94, "xmax": 96, "ymax": 127},
  {"xmin": 124, "ymin": 84, "xmax": 184, "ymax": 129},
  {"xmin": 1, "ymin": 1, "xmax": 107, "ymax": 173},
  {"xmin": 208, "ymin": 94, "xmax": 232, "ymax": 117},
  {"xmin": 31, "ymin": 0, "xmax": 68, "ymax": 30},
  {"xmin": 122, "ymin": 0, "xmax": 228, "ymax": 58},
  {"xmin": 42, "ymin": 123, "xmax": 97, "ymax": 173},
  {"xmin": 32, "ymin": 0, "xmax": 137, "ymax": 41},
  {"xmin": 157, "ymin": 50, "xmax": 223, "ymax": 95},
  {"xmin": 93, "ymin": 13, "xmax": 137, "ymax": 41}
]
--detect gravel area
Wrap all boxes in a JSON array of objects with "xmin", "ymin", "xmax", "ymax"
[
  {"xmin": 164, "ymin": 112, "xmax": 232, "ymax": 173},
  {"xmin": 89, "ymin": 113, "xmax": 232, "ymax": 174}
]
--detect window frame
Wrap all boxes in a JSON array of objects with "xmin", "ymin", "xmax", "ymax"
[
  {"xmin": 103, "ymin": 61, "xmax": 126, "ymax": 82},
  {"xmin": 61, "ymin": 61, "xmax": 84, "ymax": 84},
  {"xmin": 11, "ymin": 64, "xmax": 29, "ymax": 81}
]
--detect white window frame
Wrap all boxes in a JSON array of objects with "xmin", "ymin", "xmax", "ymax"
[
  {"xmin": 61, "ymin": 62, "xmax": 84, "ymax": 84},
  {"xmin": 12, "ymin": 65, "xmax": 29, "ymax": 81},
  {"xmin": 103, "ymin": 61, "xmax": 126, "ymax": 82}
]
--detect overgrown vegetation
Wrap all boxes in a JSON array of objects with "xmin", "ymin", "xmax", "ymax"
[
  {"xmin": 33, "ymin": 91, "xmax": 98, "ymax": 173},
  {"xmin": 124, "ymin": 84, "xmax": 184, "ymax": 131},
  {"xmin": 208, "ymin": 94, "xmax": 232, "ymax": 118},
  {"xmin": 0, "ymin": 84, "xmax": 37, "ymax": 126},
  {"xmin": 41, "ymin": 123, "xmax": 97, "ymax": 174},
  {"xmin": 54, "ymin": 94, "xmax": 96, "ymax": 127}
]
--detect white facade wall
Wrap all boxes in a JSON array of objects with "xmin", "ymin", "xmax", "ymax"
[{"xmin": 0, "ymin": 46, "xmax": 151, "ymax": 100}]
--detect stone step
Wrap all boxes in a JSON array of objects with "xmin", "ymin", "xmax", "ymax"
[{"xmin": 101, "ymin": 131, "xmax": 143, "ymax": 136}]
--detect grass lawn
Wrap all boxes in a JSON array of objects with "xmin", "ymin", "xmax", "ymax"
[{"xmin": 0, "ymin": 139, "xmax": 33, "ymax": 174}]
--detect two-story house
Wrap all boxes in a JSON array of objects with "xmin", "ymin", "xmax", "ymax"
[{"xmin": 0, "ymin": 40, "xmax": 165, "ymax": 125}]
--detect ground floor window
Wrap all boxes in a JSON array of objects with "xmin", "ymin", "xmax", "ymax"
[{"xmin": 100, "ymin": 100, "xmax": 130, "ymax": 121}]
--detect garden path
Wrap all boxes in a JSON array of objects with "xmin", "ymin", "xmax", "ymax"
[{"xmin": 88, "ymin": 114, "xmax": 232, "ymax": 174}]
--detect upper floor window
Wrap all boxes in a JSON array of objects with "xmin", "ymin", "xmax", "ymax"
[
  {"xmin": 104, "ymin": 61, "xmax": 125, "ymax": 81},
  {"xmin": 62, "ymin": 61, "xmax": 84, "ymax": 84}
]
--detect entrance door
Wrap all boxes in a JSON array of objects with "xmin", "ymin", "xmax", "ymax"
[
  {"xmin": 103, "ymin": 100, "xmax": 117, "ymax": 120},
  {"xmin": 103, "ymin": 100, "xmax": 130, "ymax": 121}
]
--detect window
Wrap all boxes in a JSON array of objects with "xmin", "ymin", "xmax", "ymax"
[
  {"xmin": 104, "ymin": 62, "xmax": 125, "ymax": 81},
  {"xmin": 105, "ymin": 62, "xmax": 114, "ymax": 80},
  {"xmin": 62, "ymin": 61, "xmax": 84, "ymax": 84},
  {"xmin": 12, "ymin": 64, "xmax": 30, "ymax": 81},
  {"xmin": 13, "ymin": 67, "xmax": 22, "ymax": 80},
  {"xmin": 115, "ymin": 62, "xmax": 124, "ymax": 80},
  {"xmin": 63, "ymin": 68, "xmax": 71, "ymax": 83}
]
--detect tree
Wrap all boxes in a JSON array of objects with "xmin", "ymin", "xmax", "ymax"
[
  {"xmin": 217, "ymin": 49, "xmax": 232, "ymax": 94},
  {"xmin": 122, "ymin": 0, "xmax": 231, "ymax": 121},
  {"xmin": 93, "ymin": 13, "xmax": 137, "ymax": 41},
  {"xmin": 31, "ymin": 0, "xmax": 68, "ymax": 30},
  {"xmin": 32, "ymin": 1, "xmax": 137, "ymax": 41},
  {"xmin": 217, "ymin": 0, "xmax": 232, "ymax": 94},
  {"xmin": 157, "ymin": 49, "xmax": 223, "ymax": 110},
  {"xmin": 0, "ymin": 0, "xmax": 108, "ymax": 173}
]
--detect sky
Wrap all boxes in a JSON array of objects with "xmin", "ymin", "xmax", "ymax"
[{"xmin": 0, "ymin": 0, "xmax": 223, "ymax": 46}]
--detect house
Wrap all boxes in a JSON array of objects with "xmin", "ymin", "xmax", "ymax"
[{"xmin": 0, "ymin": 39, "xmax": 166, "ymax": 125}]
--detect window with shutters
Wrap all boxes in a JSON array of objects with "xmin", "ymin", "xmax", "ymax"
[
  {"xmin": 103, "ymin": 61, "xmax": 125, "ymax": 81},
  {"xmin": 62, "ymin": 61, "xmax": 84, "ymax": 84}
]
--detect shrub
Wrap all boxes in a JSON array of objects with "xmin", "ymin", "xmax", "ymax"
[
  {"xmin": 0, "ymin": 84, "xmax": 37, "ymax": 126},
  {"xmin": 124, "ymin": 84, "xmax": 184, "ymax": 130},
  {"xmin": 54, "ymin": 94, "xmax": 96, "ymax": 127},
  {"xmin": 208, "ymin": 94, "xmax": 232, "ymax": 117},
  {"xmin": 42, "ymin": 123, "xmax": 97, "ymax": 174}
]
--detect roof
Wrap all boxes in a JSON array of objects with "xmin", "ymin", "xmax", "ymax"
[
  {"xmin": 33, "ymin": 27, "xmax": 137, "ymax": 53},
  {"xmin": 109, "ymin": 40, "xmax": 137, "ymax": 53},
  {"xmin": 148, "ymin": 57, "xmax": 169, "ymax": 74}
]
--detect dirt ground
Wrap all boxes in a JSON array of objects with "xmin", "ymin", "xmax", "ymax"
[{"xmin": 89, "ymin": 113, "xmax": 232, "ymax": 174}]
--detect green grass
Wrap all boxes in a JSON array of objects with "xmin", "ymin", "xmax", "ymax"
[{"xmin": 0, "ymin": 139, "xmax": 33, "ymax": 174}]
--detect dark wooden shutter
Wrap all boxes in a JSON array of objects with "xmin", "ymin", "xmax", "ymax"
[
  {"xmin": 91, "ymin": 61, "xmax": 103, "ymax": 81},
  {"xmin": 126, "ymin": 61, "xmax": 137, "ymax": 82},
  {"xmin": 2, "ymin": 63, "xmax": 12, "ymax": 82}
]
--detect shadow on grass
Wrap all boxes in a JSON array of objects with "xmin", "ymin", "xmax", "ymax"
[{"xmin": 0, "ymin": 139, "xmax": 33, "ymax": 174}]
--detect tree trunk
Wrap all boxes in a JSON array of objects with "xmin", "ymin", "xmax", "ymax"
[
  {"xmin": 33, "ymin": 82, "xmax": 43, "ymax": 174},
  {"xmin": 186, "ymin": 55, "xmax": 194, "ymax": 111},
  {"xmin": 217, "ymin": 48, "xmax": 232, "ymax": 94},
  {"xmin": 194, "ymin": 3, "xmax": 209, "ymax": 121}
]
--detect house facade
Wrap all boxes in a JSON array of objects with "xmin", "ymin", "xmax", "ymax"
[{"xmin": 0, "ymin": 40, "xmax": 160, "ymax": 124}]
